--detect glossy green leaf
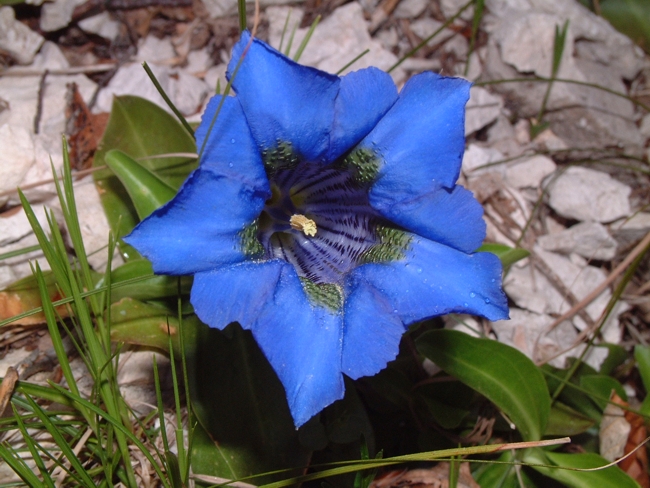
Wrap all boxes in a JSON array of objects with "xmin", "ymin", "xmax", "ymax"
[
  {"xmin": 634, "ymin": 344, "xmax": 650, "ymax": 392},
  {"xmin": 579, "ymin": 374, "xmax": 627, "ymax": 410},
  {"xmin": 545, "ymin": 402, "xmax": 595, "ymax": 437},
  {"xmin": 109, "ymin": 297, "xmax": 199, "ymax": 353},
  {"xmin": 598, "ymin": 0, "xmax": 650, "ymax": 53},
  {"xmin": 477, "ymin": 243, "xmax": 530, "ymax": 268},
  {"xmin": 541, "ymin": 364, "xmax": 603, "ymax": 422},
  {"xmin": 416, "ymin": 329, "xmax": 550, "ymax": 441},
  {"xmin": 98, "ymin": 258, "xmax": 191, "ymax": 303},
  {"xmin": 187, "ymin": 323, "xmax": 310, "ymax": 484},
  {"xmin": 93, "ymin": 95, "xmax": 197, "ymax": 257},
  {"xmin": 474, "ymin": 452, "xmax": 529, "ymax": 488},
  {"xmin": 104, "ymin": 150, "xmax": 177, "ymax": 220},
  {"xmin": 525, "ymin": 449, "xmax": 641, "ymax": 488}
]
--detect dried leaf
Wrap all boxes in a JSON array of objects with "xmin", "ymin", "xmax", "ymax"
[
  {"xmin": 65, "ymin": 82, "xmax": 109, "ymax": 170},
  {"xmin": 370, "ymin": 463, "xmax": 479, "ymax": 488},
  {"xmin": 612, "ymin": 393, "xmax": 650, "ymax": 488}
]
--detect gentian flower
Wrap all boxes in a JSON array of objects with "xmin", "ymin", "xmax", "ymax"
[{"xmin": 125, "ymin": 31, "xmax": 509, "ymax": 427}]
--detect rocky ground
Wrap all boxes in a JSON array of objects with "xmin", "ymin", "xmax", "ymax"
[{"xmin": 0, "ymin": 0, "xmax": 650, "ymax": 483}]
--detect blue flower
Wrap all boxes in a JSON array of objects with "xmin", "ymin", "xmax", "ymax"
[{"xmin": 125, "ymin": 31, "xmax": 509, "ymax": 428}]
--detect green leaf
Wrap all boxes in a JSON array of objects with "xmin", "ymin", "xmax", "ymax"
[
  {"xmin": 416, "ymin": 329, "xmax": 550, "ymax": 441},
  {"xmin": 477, "ymin": 243, "xmax": 530, "ymax": 268},
  {"xmin": 99, "ymin": 258, "xmax": 192, "ymax": 303},
  {"xmin": 104, "ymin": 149, "xmax": 177, "ymax": 220},
  {"xmin": 599, "ymin": 0, "xmax": 650, "ymax": 54},
  {"xmin": 109, "ymin": 298, "xmax": 198, "ymax": 354},
  {"xmin": 187, "ymin": 323, "xmax": 310, "ymax": 484},
  {"xmin": 525, "ymin": 449, "xmax": 641, "ymax": 488},
  {"xmin": 634, "ymin": 344, "xmax": 650, "ymax": 392},
  {"xmin": 579, "ymin": 374, "xmax": 627, "ymax": 410},
  {"xmin": 93, "ymin": 96, "xmax": 197, "ymax": 256},
  {"xmin": 545, "ymin": 402, "xmax": 595, "ymax": 436}
]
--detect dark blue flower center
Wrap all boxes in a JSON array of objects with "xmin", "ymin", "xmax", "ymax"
[
  {"xmin": 240, "ymin": 143, "xmax": 412, "ymax": 308},
  {"xmin": 258, "ymin": 160, "xmax": 381, "ymax": 285}
]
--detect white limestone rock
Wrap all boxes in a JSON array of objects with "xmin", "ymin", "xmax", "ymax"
[
  {"xmin": 440, "ymin": 0, "xmax": 474, "ymax": 21},
  {"xmin": 491, "ymin": 308, "xmax": 578, "ymax": 368},
  {"xmin": 95, "ymin": 63, "xmax": 209, "ymax": 116},
  {"xmin": 546, "ymin": 167, "xmax": 631, "ymax": 223},
  {"xmin": 40, "ymin": 0, "xmax": 86, "ymax": 32},
  {"xmin": 78, "ymin": 12, "xmax": 121, "ymax": 41},
  {"xmin": 465, "ymin": 86, "xmax": 503, "ymax": 136},
  {"xmin": 613, "ymin": 213, "xmax": 650, "ymax": 247},
  {"xmin": 461, "ymin": 144, "xmax": 505, "ymax": 177},
  {"xmin": 538, "ymin": 221, "xmax": 617, "ymax": 261},
  {"xmin": 0, "ymin": 125, "xmax": 35, "ymax": 206},
  {"xmin": 410, "ymin": 18, "xmax": 468, "ymax": 59},
  {"xmin": 483, "ymin": 2, "xmax": 643, "ymax": 148},
  {"xmin": 394, "ymin": 0, "xmax": 427, "ymax": 19},
  {"xmin": 136, "ymin": 35, "xmax": 176, "ymax": 65},
  {"xmin": 73, "ymin": 179, "xmax": 123, "ymax": 271},
  {"xmin": 0, "ymin": 6, "xmax": 44, "ymax": 65},
  {"xmin": 268, "ymin": 3, "xmax": 404, "ymax": 82},
  {"xmin": 203, "ymin": 0, "xmax": 305, "ymax": 18},
  {"xmin": 505, "ymin": 154, "xmax": 556, "ymax": 189}
]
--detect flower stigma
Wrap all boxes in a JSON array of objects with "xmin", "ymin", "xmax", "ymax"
[{"xmin": 289, "ymin": 214, "xmax": 317, "ymax": 236}]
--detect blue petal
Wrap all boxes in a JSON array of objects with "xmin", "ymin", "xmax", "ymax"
[
  {"xmin": 342, "ymin": 275, "xmax": 405, "ymax": 379},
  {"xmin": 373, "ymin": 185, "xmax": 486, "ymax": 253},
  {"xmin": 228, "ymin": 31, "xmax": 340, "ymax": 162},
  {"xmin": 253, "ymin": 267, "xmax": 344, "ymax": 427},
  {"xmin": 191, "ymin": 260, "xmax": 284, "ymax": 330},
  {"xmin": 124, "ymin": 168, "xmax": 269, "ymax": 275},
  {"xmin": 195, "ymin": 95, "xmax": 269, "ymax": 190},
  {"xmin": 361, "ymin": 72, "xmax": 470, "ymax": 208},
  {"xmin": 191, "ymin": 260, "xmax": 345, "ymax": 427},
  {"xmin": 326, "ymin": 67, "xmax": 398, "ymax": 163},
  {"xmin": 350, "ymin": 237, "xmax": 509, "ymax": 324}
]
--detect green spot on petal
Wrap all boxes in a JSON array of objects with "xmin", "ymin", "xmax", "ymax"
[
  {"xmin": 262, "ymin": 142, "xmax": 300, "ymax": 176},
  {"xmin": 299, "ymin": 277, "xmax": 343, "ymax": 311},
  {"xmin": 240, "ymin": 220, "xmax": 264, "ymax": 257},
  {"xmin": 360, "ymin": 225, "xmax": 412, "ymax": 264},
  {"xmin": 340, "ymin": 148, "xmax": 380, "ymax": 185}
]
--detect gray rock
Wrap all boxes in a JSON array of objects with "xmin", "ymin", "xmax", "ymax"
[
  {"xmin": 483, "ymin": 2, "xmax": 643, "ymax": 149},
  {"xmin": 95, "ymin": 63, "xmax": 209, "ymax": 116},
  {"xmin": 73, "ymin": 179, "xmax": 123, "ymax": 271},
  {"xmin": 612, "ymin": 213, "xmax": 650, "ymax": 247},
  {"xmin": 465, "ymin": 86, "xmax": 503, "ymax": 136},
  {"xmin": 136, "ymin": 35, "xmax": 177, "ymax": 65},
  {"xmin": 537, "ymin": 221, "xmax": 618, "ymax": 261},
  {"xmin": 0, "ymin": 125, "xmax": 35, "ymax": 207},
  {"xmin": 410, "ymin": 18, "xmax": 469, "ymax": 59},
  {"xmin": 268, "ymin": 3, "xmax": 404, "ymax": 82},
  {"xmin": 439, "ymin": 0, "xmax": 474, "ymax": 21},
  {"xmin": 78, "ymin": 12, "xmax": 121, "ymax": 41},
  {"xmin": 40, "ymin": 0, "xmax": 86, "ymax": 32},
  {"xmin": 461, "ymin": 144, "xmax": 505, "ymax": 177},
  {"xmin": 203, "ymin": 0, "xmax": 305, "ymax": 19},
  {"xmin": 546, "ymin": 167, "xmax": 631, "ymax": 223},
  {"xmin": 0, "ymin": 6, "xmax": 44, "ymax": 65},
  {"xmin": 640, "ymin": 114, "xmax": 650, "ymax": 141},
  {"xmin": 394, "ymin": 0, "xmax": 427, "ymax": 19},
  {"xmin": 491, "ymin": 308, "xmax": 579, "ymax": 368},
  {"xmin": 505, "ymin": 154, "xmax": 556, "ymax": 189}
]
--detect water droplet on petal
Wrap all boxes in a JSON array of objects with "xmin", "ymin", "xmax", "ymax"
[
  {"xmin": 463, "ymin": 302, "xmax": 468, "ymax": 307},
  {"xmin": 417, "ymin": 267, "xmax": 422, "ymax": 273},
  {"xmin": 231, "ymin": 138, "xmax": 235, "ymax": 143},
  {"xmin": 485, "ymin": 298, "xmax": 491, "ymax": 304},
  {"xmin": 491, "ymin": 278, "xmax": 496, "ymax": 283},
  {"xmin": 228, "ymin": 163, "xmax": 233, "ymax": 167},
  {"xmin": 470, "ymin": 292, "xmax": 476, "ymax": 298},
  {"xmin": 393, "ymin": 309, "xmax": 398, "ymax": 313}
]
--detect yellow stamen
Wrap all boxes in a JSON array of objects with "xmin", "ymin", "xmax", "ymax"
[{"xmin": 290, "ymin": 214, "xmax": 317, "ymax": 236}]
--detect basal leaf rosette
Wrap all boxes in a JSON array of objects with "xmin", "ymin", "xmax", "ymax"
[{"xmin": 125, "ymin": 31, "xmax": 509, "ymax": 428}]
